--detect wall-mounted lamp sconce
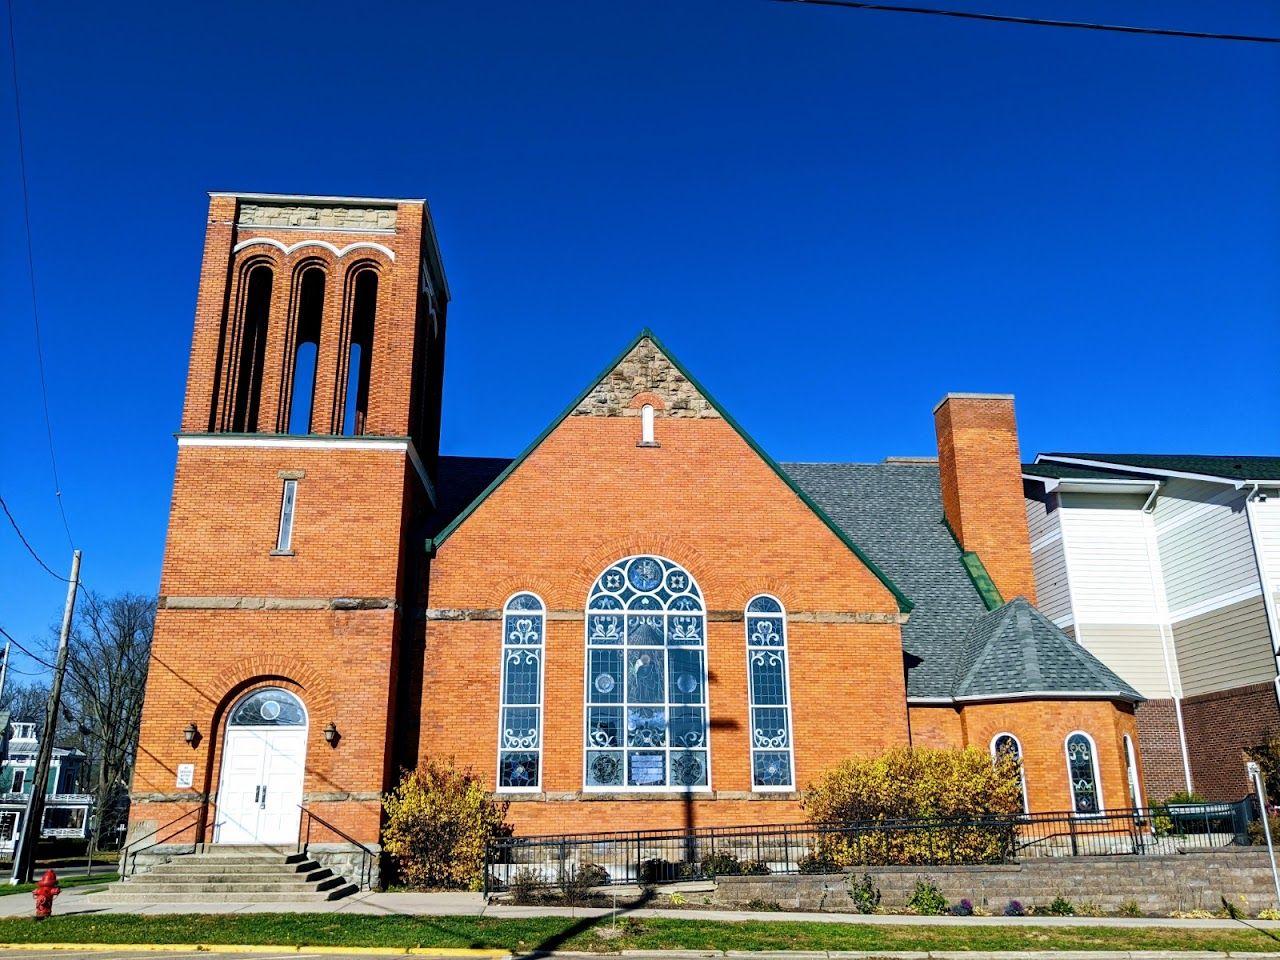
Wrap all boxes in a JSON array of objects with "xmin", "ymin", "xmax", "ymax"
[
  {"xmin": 183, "ymin": 722, "xmax": 199, "ymax": 747},
  {"xmin": 323, "ymin": 722, "xmax": 340, "ymax": 747}
]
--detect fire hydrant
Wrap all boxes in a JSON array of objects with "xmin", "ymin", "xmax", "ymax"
[{"xmin": 33, "ymin": 870, "xmax": 60, "ymax": 919}]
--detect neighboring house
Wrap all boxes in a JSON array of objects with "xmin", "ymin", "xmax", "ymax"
[
  {"xmin": 1024, "ymin": 454, "xmax": 1280, "ymax": 801},
  {"xmin": 0, "ymin": 721, "xmax": 94, "ymax": 853}
]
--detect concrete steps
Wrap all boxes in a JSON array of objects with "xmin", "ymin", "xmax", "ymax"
[{"xmin": 94, "ymin": 847, "xmax": 359, "ymax": 904}]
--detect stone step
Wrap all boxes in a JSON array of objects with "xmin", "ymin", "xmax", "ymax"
[
  {"xmin": 92, "ymin": 886, "xmax": 358, "ymax": 904},
  {"xmin": 109, "ymin": 876, "xmax": 349, "ymax": 894},
  {"xmin": 144, "ymin": 860, "xmax": 330, "ymax": 879}
]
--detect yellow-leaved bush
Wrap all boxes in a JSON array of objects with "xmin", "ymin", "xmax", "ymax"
[
  {"xmin": 802, "ymin": 746, "xmax": 1024, "ymax": 866},
  {"xmin": 382, "ymin": 759, "xmax": 511, "ymax": 890}
]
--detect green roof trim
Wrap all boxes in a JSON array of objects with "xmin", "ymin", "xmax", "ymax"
[
  {"xmin": 429, "ymin": 329, "xmax": 914, "ymax": 614},
  {"xmin": 960, "ymin": 552, "xmax": 1004, "ymax": 611}
]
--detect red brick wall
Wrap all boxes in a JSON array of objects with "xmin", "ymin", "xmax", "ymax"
[
  {"xmin": 424, "ymin": 414, "xmax": 908, "ymax": 834},
  {"xmin": 934, "ymin": 395, "xmax": 1037, "ymax": 604},
  {"xmin": 1134, "ymin": 698, "xmax": 1189, "ymax": 803},
  {"xmin": 911, "ymin": 700, "xmax": 1141, "ymax": 813},
  {"xmin": 1182, "ymin": 682, "xmax": 1280, "ymax": 800}
]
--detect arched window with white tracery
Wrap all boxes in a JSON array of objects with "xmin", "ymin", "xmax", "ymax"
[
  {"xmin": 990, "ymin": 732, "xmax": 1028, "ymax": 813},
  {"xmin": 746, "ymin": 595, "xmax": 795, "ymax": 790},
  {"xmin": 1065, "ymin": 731, "xmax": 1103, "ymax": 815},
  {"xmin": 584, "ymin": 556, "xmax": 709, "ymax": 791},
  {"xmin": 497, "ymin": 593, "xmax": 545, "ymax": 791}
]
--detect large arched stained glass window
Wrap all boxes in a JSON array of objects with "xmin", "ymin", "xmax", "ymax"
[
  {"xmin": 584, "ymin": 556, "xmax": 709, "ymax": 791},
  {"xmin": 1065, "ymin": 731, "xmax": 1103, "ymax": 815},
  {"xmin": 497, "ymin": 593, "xmax": 545, "ymax": 791},
  {"xmin": 746, "ymin": 595, "xmax": 795, "ymax": 790}
]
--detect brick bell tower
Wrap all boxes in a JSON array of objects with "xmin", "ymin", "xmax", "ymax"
[{"xmin": 130, "ymin": 194, "xmax": 448, "ymax": 873}]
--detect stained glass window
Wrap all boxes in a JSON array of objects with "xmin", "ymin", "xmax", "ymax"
[
  {"xmin": 584, "ymin": 557, "xmax": 708, "ymax": 790},
  {"xmin": 991, "ymin": 733, "xmax": 1028, "ymax": 813},
  {"xmin": 746, "ymin": 595, "xmax": 794, "ymax": 789},
  {"xmin": 498, "ymin": 593, "xmax": 545, "ymax": 790},
  {"xmin": 229, "ymin": 687, "xmax": 306, "ymax": 726},
  {"xmin": 1065, "ymin": 732, "xmax": 1102, "ymax": 815}
]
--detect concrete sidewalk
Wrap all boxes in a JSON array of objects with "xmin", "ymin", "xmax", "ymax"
[{"xmin": 1, "ymin": 885, "xmax": 1279, "ymax": 930}]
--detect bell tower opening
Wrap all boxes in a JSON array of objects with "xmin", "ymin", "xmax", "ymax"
[
  {"xmin": 230, "ymin": 264, "xmax": 273, "ymax": 433},
  {"xmin": 286, "ymin": 267, "xmax": 325, "ymax": 435},
  {"xmin": 341, "ymin": 269, "xmax": 377, "ymax": 436}
]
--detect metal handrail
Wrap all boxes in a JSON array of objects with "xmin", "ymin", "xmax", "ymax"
[
  {"xmin": 123, "ymin": 803, "xmax": 207, "ymax": 878},
  {"xmin": 297, "ymin": 804, "xmax": 377, "ymax": 891}
]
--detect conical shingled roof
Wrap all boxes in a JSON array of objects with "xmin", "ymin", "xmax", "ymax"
[{"xmin": 952, "ymin": 597, "xmax": 1142, "ymax": 702}]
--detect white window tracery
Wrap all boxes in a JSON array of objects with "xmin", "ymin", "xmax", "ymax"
[
  {"xmin": 745, "ymin": 595, "xmax": 795, "ymax": 790},
  {"xmin": 497, "ymin": 593, "xmax": 545, "ymax": 791},
  {"xmin": 990, "ymin": 732, "xmax": 1028, "ymax": 813},
  {"xmin": 584, "ymin": 556, "xmax": 709, "ymax": 791},
  {"xmin": 1065, "ymin": 731, "xmax": 1103, "ymax": 815}
]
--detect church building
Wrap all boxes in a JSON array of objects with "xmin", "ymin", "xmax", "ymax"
[{"xmin": 129, "ymin": 192, "xmax": 1145, "ymax": 873}]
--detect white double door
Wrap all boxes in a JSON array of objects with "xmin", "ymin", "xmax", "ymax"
[{"xmin": 216, "ymin": 727, "xmax": 306, "ymax": 844}]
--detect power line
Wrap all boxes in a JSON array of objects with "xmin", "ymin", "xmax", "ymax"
[
  {"xmin": 0, "ymin": 626, "xmax": 56, "ymax": 671},
  {"xmin": 5, "ymin": 0, "xmax": 74, "ymax": 548},
  {"xmin": 771, "ymin": 0, "xmax": 1280, "ymax": 43},
  {"xmin": 0, "ymin": 494, "xmax": 72, "ymax": 583}
]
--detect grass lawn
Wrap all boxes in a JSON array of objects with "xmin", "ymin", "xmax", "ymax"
[
  {"xmin": 0, "ymin": 914, "xmax": 1275, "ymax": 952},
  {"xmin": 0, "ymin": 873, "xmax": 116, "ymax": 897}
]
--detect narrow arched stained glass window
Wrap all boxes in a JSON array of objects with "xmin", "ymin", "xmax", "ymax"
[
  {"xmin": 498, "ymin": 593, "xmax": 545, "ymax": 790},
  {"xmin": 1065, "ymin": 732, "xmax": 1102, "ymax": 815},
  {"xmin": 746, "ymin": 595, "xmax": 794, "ymax": 789},
  {"xmin": 991, "ymin": 733, "xmax": 1028, "ymax": 813},
  {"xmin": 584, "ymin": 556, "xmax": 708, "ymax": 791}
]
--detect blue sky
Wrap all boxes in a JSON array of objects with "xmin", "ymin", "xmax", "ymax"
[{"xmin": 2, "ymin": 1, "xmax": 1277, "ymax": 671}]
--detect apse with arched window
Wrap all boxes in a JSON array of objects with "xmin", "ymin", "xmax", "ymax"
[
  {"xmin": 584, "ymin": 556, "xmax": 708, "ymax": 790},
  {"xmin": 1065, "ymin": 732, "xmax": 1102, "ymax": 815},
  {"xmin": 745, "ymin": 595, "xmax": 795, "ymax": 790},
  {"xmin": 286, "ymin": 267, "xmax": 325, "ymax": 434},
  {"xmin": 230, "ymin": 264, "xmax": 273, "ymax": 433},
  {"xmin": 341, "ymin": 269, "xmax": 377, "ymax": 436},
  {"xmin": 497, "ymin": 593, "xmax": 545, "ymax": 790}
]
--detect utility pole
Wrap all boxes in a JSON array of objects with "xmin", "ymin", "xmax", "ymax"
[
  {"xmin": 0, "ymin": 641, "xmax": 10, "ymax": 704},
  {"xmin": 11, "ymin": 550, "xmax": 80, "ymax": 884}
]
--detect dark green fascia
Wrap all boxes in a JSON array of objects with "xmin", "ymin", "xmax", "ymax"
[
  {"xmin": 429, "ymin": 329, "xmax": 915, "ymax": 614},
  {"xmin": 940, "ymin": 518, "xmax": 1004, "ymax": 611}
]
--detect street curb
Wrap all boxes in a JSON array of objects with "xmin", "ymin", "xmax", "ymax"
[{"xmin": 0, "ymin": 945, "xmax": 511, "ymax": 957}]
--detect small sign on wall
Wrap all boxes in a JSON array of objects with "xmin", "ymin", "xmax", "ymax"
[{"xmin": 176, "ymin": 764, "xmax": 194, "ymax": 789}]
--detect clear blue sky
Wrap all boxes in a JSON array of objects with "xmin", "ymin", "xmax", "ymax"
[{"xmin": 2, "ymin": 1, "xmax": 1277, "ymax": 671}]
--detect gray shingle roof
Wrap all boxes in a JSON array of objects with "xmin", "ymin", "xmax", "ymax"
[
  {"xmin": 783, "ymin": 461, "xmax": 1142, "ymax": 704},
  {"xmin": 955, "ymin": 598, "xmax": 1141, "ymax": 702},
  {"xmin": 1038, "ymin": 453, "xmax": 1280, "ymax": 482}
]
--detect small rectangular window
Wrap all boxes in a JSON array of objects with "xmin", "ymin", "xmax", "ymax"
[
  {"xmin": 276, "ymin": 479, "xmax": 298, "ymax": 552},
  {"xmin": 11, "ymin": 770, "xmax": 25, "ymax": 794}
]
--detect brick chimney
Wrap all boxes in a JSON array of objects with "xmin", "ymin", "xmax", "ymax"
[{"xmin": 933, "ymin": 393, "xmax": 1037, "ymax": 604}]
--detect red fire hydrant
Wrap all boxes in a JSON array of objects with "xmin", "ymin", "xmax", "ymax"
[{"xmin": 33, "ymin": 870, "xmax": 60, "ymax": 919}]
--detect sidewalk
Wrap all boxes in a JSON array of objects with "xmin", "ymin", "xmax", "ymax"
[{"xmin": 1, "ymin": 885, "xmax": 1278, "ymax": 930}]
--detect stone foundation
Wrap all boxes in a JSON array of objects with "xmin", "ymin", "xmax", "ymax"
[{"xmin": 712, "ymin": 849, "xmax": 1276, "ymax": 916}]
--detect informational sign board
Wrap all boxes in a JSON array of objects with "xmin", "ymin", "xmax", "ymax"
[{"xmin": 176, "ymin": 763, "xmax": 194, "ymax": 789}]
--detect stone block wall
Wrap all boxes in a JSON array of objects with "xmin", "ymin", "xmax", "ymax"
[{"xmin": 713, "ymin": 849, "xmax": 1276, "ymax": 915}]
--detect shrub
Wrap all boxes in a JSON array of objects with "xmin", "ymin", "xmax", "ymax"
[
  {"xmin": 508, "ymin": 867, "xmax": 542, "ymax": 904},
  {"xmin": 1248, "ymin": 814, "xmax": 1280, "ymax": 846},
  {"xmin": 1119, "ymin": 899, "xmax": 1142, "ymax": 917},
  {"xmin": 558, "ymin": 863, "xmax": 609, "ymax": 904},
  {"xmin": 746, "ymin": 898, "xmax": 782, "ymax": 911},
  {"xmin": 906, "ymin": 876, "xmax": 948, "ymax": 916},
  {"xmin": 949, "ymin": 898, "xmax": 974, "ymax": 917},
  {"xmin": 797, "ymin": 851, "xmax": 841, "ymax": 874},
  {"xmin": 1258, "ymin": 907, "xmax": 1280, "ymax": 921},
  {"xmin": 1047, "ymin": 896, "xmax": 1075, "ymax": 916},
  {"xmin": 846, "ymin": 872, "xmax": 881, "ymax": 914},
  {"xmin": 740, "ymin": 859, "xmax": 771, "ymax": 876},
  {"xmin": 701, "ymin": 852, "xmax": 743, "ymax": 877},
  {"xmin": 1164, "ymin": 789, "xmax": 1207, "ymax": 805},
  {"xmin": 1003, "ymin": 899, "xmax": 1026, "ymax": 917},
  {"xmin": 1245, "ymin": 733, "xmax": 1280, "ymax": 799},
  {"xmin": 803, "ymin": 746, "xmax": 1023, "ymax": 866},
  {"xmin": 638, "ymin": 858, "xmax": 681, "ymax": 885},
  {"xmin": 381, "ymin": 759, "xmax": 510, "ymax": 890}
]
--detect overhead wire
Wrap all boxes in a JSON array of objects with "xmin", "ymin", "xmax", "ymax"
[
  {"xmin": 0, "ymin": 494, "xmax": 72, "ymax": 583},
  {"xmin": 5, "ymin": 0, "xmax": 75, "ymax": 548},
  {"xmin": 770, "ymin": 0, "xmax": 1280, "ymax": 43}
]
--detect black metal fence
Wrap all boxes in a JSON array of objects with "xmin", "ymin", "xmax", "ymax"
[{"xmin": 484, "ymin": 798, "xmax": 1256, "ymax": 893}]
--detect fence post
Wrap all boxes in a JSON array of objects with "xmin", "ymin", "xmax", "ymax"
[
  {"xmin": 1069, "ymin": 816, "xmax": 1078, "ymax": 858},
  {"xmin": 483, "ymin": 841, "xmax": 491, "ymax": 896}
]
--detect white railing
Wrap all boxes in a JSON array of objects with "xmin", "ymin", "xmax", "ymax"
[{"xmin": 47, "ymin": 794, "xmax": 92, "ymax": 804}]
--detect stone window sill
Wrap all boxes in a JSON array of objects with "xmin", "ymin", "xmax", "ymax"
[{"xmin": 269, "ymin": 549, "xmax": 295, "ymax": 557}]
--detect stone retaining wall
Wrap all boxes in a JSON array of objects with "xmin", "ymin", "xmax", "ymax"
[{"xmin": 712, "ymin": 850, "xmax": 1276, "ymax": 916}]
